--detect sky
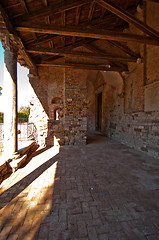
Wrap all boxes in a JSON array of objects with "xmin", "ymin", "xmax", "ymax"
[{"xmin": 0, "ymin": 41, "xmax": 31, "ymax": 112}]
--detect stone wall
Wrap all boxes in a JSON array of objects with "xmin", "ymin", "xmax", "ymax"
[
  {"xmin": 29, "ymin": 67, "xmax": 88, "ymax": 146},
  {"xmin": 28, "ymin": 0, "xmax": 159, "ymax": 157},
  {"xmin": 87, "ymin": 1, "xmax": 159, "ymax": 159},
  {"xmin": 107, "ymin": 106, "xmax": 159, "ymax": 158},
  {"xmin": 64, "ymin": 69, "xmax": 88, "ymax": 145}
]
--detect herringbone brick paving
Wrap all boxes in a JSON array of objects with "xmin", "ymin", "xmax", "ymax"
[{"xmin": 0, "ymin": 134, "xmax": 159, "ymax": 240}]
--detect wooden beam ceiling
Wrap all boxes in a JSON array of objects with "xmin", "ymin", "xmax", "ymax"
[
  {"xmin": 0, "ymin": 3, "xmax": 37, "ymax": 73},
  {"xmin": 13, "ymin": 0, "xmax": 92, "ymax": 22},
  {"xmin": 27, "ymin": 47, "xmax": 137, "ymax": 62},
  {"xmin": 72, "ymin": 6, "xmax": 81, "ymax": 44},
  {"xmin": 95, "ymin": 0, "xmax": 159, "ymax": 38},
  {"xmin": 37, "ymin": 62, "xmax": 125, "ymax": 72},
  {"xmin": 88, "ymin": 1, "xmax": 96, "ymax": 22},
  {"xmin": 19, "ymin": 0, "xmax": 29, "ymax": 13},
  {"xmin": 107, "ymin": 40, "xmax": 140, "ymax": 57},
  {"xmin": 82, "ymin": 42, "xmax": 128, "ymax": 69},
  {"xmin": 16, "ymin": 23, "xmax": 159, "ymax": 46},
  {"xmin": 147, "ymin": 0, "xmax": 159, "ymax": 3}
]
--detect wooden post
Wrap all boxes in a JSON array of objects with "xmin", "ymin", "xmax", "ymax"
[{"xmin": 4, "ymin": 40, "xmax": 18, "ymax": 156}]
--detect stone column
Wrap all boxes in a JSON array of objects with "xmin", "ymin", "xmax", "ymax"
[{"xmin": 4, "ymin": 46, "xmax": 18, "ymax": 156}]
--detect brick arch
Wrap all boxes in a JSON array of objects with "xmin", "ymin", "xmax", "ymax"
[{"xmin": 51, "ymin": 97, "xmax": 63, "ymax": 104}]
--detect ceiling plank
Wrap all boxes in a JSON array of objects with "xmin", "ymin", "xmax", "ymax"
[
  {"xmin": 27, "ymin": 48, "xmax": 137, "ymax": 62},
  {"xmin": 43, "ymin": 0, "xmax": 54, "ymax": 49},
  {"xmin": 0, "ymin": 3, "xmax": 37, "ymax": 74},
  {"xmin": 16, "ymin": 23, "xmax": 159, "ymax": 46},
  {"xmin": 82, "ymin": 42, "xmax": 126, "ymax": 68},
  {"xmin": 19, "ymin": 0, "xmax": 37, "ymax": 41},
  {"xmin": 14, "ymin": 0, "xmax": 92, "ymax": 22},
  {"xmin": 20, "ymin": 7, "xmax": 135, "ymax": 47},
  {"xmin": 37, "ymin": 62, "xmax": 125, "ymax": 72},
  {"xmin": 107, "ymin": 40, "xmax": 139, "ymax": 57},
  {"xmin": 95, "ymin": 0, "xmax": 159, "ymax": 38},
  {"xmin": 72, "ymin": 6, "xmax": 81, "ymax": 44},
  {"xmin": 61, "ymin": 11, "xmax": 66, "ymax": 47}
]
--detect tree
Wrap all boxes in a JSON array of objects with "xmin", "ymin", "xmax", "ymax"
[{"xmin": 19, "ymin": 106, "xmax": 30, "ymax": 118}]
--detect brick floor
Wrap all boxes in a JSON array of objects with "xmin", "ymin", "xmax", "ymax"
[{"xmin": 0, "ymin": 133, "xmax": 159, "ymax": 240}]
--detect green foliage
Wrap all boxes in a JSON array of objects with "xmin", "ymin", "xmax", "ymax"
[
  {"xmin": 0, "ymin": 112, "xmax": 3, "ymax": 123},
  {"xmin": 0, "ymin": 108, "xmax": 29, "ymax": 123},
  {"xmin": 17, "ymin": 112, "xmax": 28, "ymax": 122},
  {"xmin": 19, "ymin": 106, "xmax": 30, "ymax": 118}
]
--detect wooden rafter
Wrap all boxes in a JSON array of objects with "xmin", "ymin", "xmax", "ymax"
[
  {"xmin": 95, "ymin": 0, "xmax": 159, "ymax": 38},
  {"xmin": 82, "ymin": 42, "xmax": 126, "ymax": 68},
  {"xmin": 72, "ymin": 6, "xmax": 81, "ymax": 44},
  {"xmin": 37, "ymin": 62, "xmax": 125, "ymax": 72},
  {"xmin": 88, "ymin": 1, "xmax": 96, "ymax": 22},
  {"xmin": 5, "ymin": 3, "xmax": 22, "ymax": 9},
  {"xmin": 0, "ymin": 3, "xmax": 37, "ymax": 73},
  {"xmin": 16, "ymin": 23, "xmax": 159, "ymax": 46},
  {"xmin": 43, "ymin": 0, "xmax": 54, "ymax": 48},
  {"xmin": 18, "ymin": 6, "xmax": 135, "ymax": 47},
  {"xmin": 61, "ymin": 11, "xmax": 66, "ymax": 47},
  {"xmin": 19, "ymin": 0, "xmax": 29, "ymax": 13},
  {"xmin": 42, "ymin": 0, "xmax": 48, "ymax": 6},
  {"xmin": 19, "ymin": 0, "xmax": 37, "ymax": 41},
  {"xmin": 13, "ymin": 0, "xmax": 92, "ymax": 22},
  {"xmin": 148, "ymin": 0, "xmax": 159, "ymax": 3},
  {"xmin": 107, "ymin": 40, "xmax": 139, "ymax": 57},
  {"xmin": 27, "ymin": 47, "xmax": 137, "ymax": 62}
]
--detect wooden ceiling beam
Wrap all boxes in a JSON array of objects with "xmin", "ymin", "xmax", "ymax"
[
  {"xmin": 13, "ymin": 0, "xmax": 92, "ymax": 22},
  {"xmin": 27, "ymin": 47, "xmax": 137, "ymax": 62},
  {"xmin": 95, "ymin": 0, "xmax": 159, "ymax": 38},
  {"xmin": 107, "ymin": 40, "xmax": 139, "ymax": 57},
  {"xmin": 43, "ymin": 0, "xmax": 54, "ymax": 49},
  {"xmin": 37, "ymin": 62, "xmax": 125, "ymax": 72},
  {"xmin": 72, "ymin": 6, "xmax": 81, "ymax": 44},
  {"xmin": 19, "ymin": 0, "xmax": 29, "ymax": 13},
  {"xmin": 147, "ymin": 0, "xmax": 159, "ymax": 3},
  {"xmin": 21, "ymin": 6, "xmax": 136, "ymax": 47},
  {"xmin": 19, "ymin": 0, "xmax": 37, "ymax": 41},
  {"xmin": 82, "ymin": 42, "xmax": 127, "ymax": 68},
  {"xmin": 16, "ymin": 23, "xmax": 159, "ymax": 46},
  {"xmin": 0, "ymin": 3, "xmax": 37, "ymax": 74},
  {"xmin": 61, "ymin": 11, "xmax": 66, "ymax": 47},
  {"xmin": 88, "ymin": 1, "xmax": 96, "ymax": 22}
]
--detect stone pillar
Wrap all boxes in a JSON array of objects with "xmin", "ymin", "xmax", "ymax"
[{"xmin": 4, "ymin": 47, "xmax": 18, "ymax": 156}]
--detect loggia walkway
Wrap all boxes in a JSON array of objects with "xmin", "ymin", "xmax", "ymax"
[{"xmin": 0, "ymin": 134, "xmax": 159, "ymax": 240}]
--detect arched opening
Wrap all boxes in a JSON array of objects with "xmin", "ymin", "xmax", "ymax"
[
  {"xmin": 54, "ymin": 107, "xmax": 62, "ymax": 121},
  {"xmin": 51, "ymin": 97, "xmax": 63, "ymax": 105}
]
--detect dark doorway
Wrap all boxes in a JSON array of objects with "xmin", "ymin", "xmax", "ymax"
[{"xmin": 96, "ymin": 92, "xmax": 102, "ymax": 131}]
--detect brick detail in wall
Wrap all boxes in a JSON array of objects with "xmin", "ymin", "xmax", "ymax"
[
  {"xmin": 107, "ymin": 96, "xmax": 159, "ymax": 159},
  {"xmin": 64, "ymin": 87, "xmax": 87, "ymax": 145}
]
